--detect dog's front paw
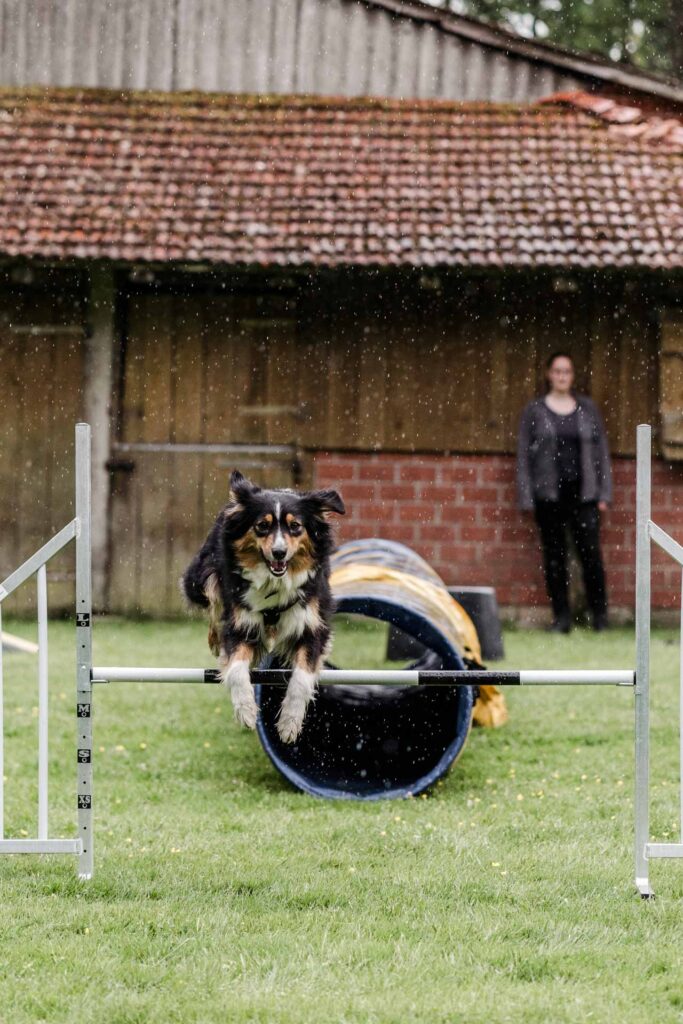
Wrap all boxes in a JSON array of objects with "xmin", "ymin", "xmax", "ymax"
[
  {"xmin": 276, "ymin": 705, "xmax": 303, "ymax": 744},
  {"xmin": 222, "ymin": 659, "xmax": 258, "ymax": 730},
  {"xmin": 277, "ymin": 668, "xmax": 317, "ymax": 744},
  {"xmin": 233, "ymin": 690, "xmax": 258, "ymax": 730}
]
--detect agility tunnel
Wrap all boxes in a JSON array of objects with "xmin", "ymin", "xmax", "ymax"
[{"xmin": 256, "ymin": 539, "xmax": 507, "ymax": 800}]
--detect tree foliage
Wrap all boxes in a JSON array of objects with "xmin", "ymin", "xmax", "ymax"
[{"xmin": 442, "ymin": 0, "xmax": 682, "ymax": 81}]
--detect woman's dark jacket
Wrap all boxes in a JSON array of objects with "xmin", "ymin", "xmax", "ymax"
[{"xmin": 517, "ymin": 395, "xmax": 612, "ymax": 510}]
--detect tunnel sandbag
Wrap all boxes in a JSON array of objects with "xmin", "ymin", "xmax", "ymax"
[{"xmin": 254, "ymin": 539, "xmax": 503, "ymax": 800}]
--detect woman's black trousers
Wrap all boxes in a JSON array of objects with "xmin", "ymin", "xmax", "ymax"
[{"xmin": 534, "ymin": 486, "xmax": 607, "ymax": 624}]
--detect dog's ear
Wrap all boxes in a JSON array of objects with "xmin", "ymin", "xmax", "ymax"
[
  {"xmin": 304, "ymin": 489, "xmax": 346, "ymax": 518},
  {"xmin": 229, "ymin": 469, "xmax": 255, "ymax": 504}
]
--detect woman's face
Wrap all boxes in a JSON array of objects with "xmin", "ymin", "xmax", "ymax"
[{"xmin": 546, "ymin": 356, "xmax": 575, "ymax": 394}]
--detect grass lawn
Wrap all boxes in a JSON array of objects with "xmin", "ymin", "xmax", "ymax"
[{"xmin": 0, "ymin": 615, "xmax": 681, "ymax": 1023}]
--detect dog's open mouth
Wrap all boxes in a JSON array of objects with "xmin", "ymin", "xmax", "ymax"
[{"xmin": 266, "ymin": 558, "xmax": 288, "ymax": 577}]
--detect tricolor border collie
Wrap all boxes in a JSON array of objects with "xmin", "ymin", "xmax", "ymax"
[{"xmin": 182, "ymin": 471, "xmax": 345, "ymax": 743}]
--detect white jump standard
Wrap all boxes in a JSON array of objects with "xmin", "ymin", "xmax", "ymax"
[{"xmin": 0, "ymin": 423, "xmax": 680, "ymax": 896}]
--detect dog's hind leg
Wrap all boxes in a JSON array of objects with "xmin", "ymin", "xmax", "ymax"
[
  {"xmin": 219, "ymin": 643, "xmax": 258, "ymax": 729},
  {"xmin": 205, "ymin": 572, "xmax": 223, "ymax": 657},
  {"xmin": 277, "ymin": 649, "xmax": 321, "ymax": 744}
]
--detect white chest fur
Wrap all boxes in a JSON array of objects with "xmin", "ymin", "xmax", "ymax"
[{"xmin": 235, "ymin": 565, "xmax": 316, "ymax": 652}]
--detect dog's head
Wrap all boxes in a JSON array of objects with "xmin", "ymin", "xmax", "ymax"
[{"xmin": 225, "ymin": 471, "xmax": 345, "ymax": 579}]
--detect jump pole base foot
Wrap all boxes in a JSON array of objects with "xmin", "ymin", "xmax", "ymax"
[{"xmin": 636, "ymin": 878, "xmax": 654, "ymax": 900}]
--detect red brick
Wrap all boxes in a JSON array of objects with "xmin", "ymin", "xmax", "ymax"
[
  {"xmin": 417, "ymin": 485, "xmax": 459, "ymax": 503},
  {"xmin": 384, "ymin": 525, "xmax": 418, "ymax": 543},
  {"xmin": 461, "ymin": 525, "xmax": 498, "ymax": 542},
  {"xmin": 440, "ymin": 505, "xmax": 477, "ymax": 523},
  {"xmin": 336, "ymin": 482, "xmax": 377, "ymax": 501},
  {"xmin": 480, "ymin": 505, "xmax": 514, "ymax": 523},
  {"xmin": 461, "ymin": 485, "xmax": 500, "ymax": 503},
  {"xmin": 440, "ymin": 465, "xmax": 478, "ymax": 483},
  {"xmin": 500, "ymin": 525, "xmax": 536, "ymax": 543},
  {"xmin": 480, "ymin": 464, "xmax": 514, "ymax": 483},
  {"xmin": 380, "ymin": 483, "xmax": 416, "ymax": 501},
  {"xmin": 418, "ymin": 524, "xmax": 457, "ymax": 542},
  {"xmin": 336, "ymin": 523, "xmax": 367, "ymax": 541},
  {"xmin": 358, "ymin": 503, "xmax": 395, "ymax": 522},
  {"xmin": 440, "ymin": 544, "xmax": 484, "ymax": 565},
  {"xmin": 399, "ymin": 464, "xmax": 438, "ymax": 482},
  {"xmin": 315, "ymin": 460, "xmax": 357, "ymax": 481},
  {"xmin": 359, "ymin": 463, "xmax": 395, "ymax": 482}
]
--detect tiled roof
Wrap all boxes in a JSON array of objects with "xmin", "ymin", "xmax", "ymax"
[
  {"xmin": 0, "ymin": 88, "xmax": 681, "ymax": 270},
  {"xmin": 546, "ymin": 91, "xmax": 683, "ymax": 145}
]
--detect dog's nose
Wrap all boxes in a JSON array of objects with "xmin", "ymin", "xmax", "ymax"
[{"xmin": 272, "ymin": 545, "xmax": 287, "ymax": 561}]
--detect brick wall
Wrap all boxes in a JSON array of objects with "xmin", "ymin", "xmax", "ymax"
[{"xmin": 314, "ymin": 452, "xmax": 683, "ymax": 621}]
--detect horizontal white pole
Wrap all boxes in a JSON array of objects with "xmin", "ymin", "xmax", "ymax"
[
  {"xmin": 0, "ymin": 839, "xmax": 82, "ymax": 854},
  {"xmin": 94, "ymin": 667, "xmax": 217, "ymax": 683},
  {"xmin": 519, "ymin": 670, "xmax": 634, "ymax": 685},
  {"xmin": 1, "ymin": 632, "xmax": 39, "ymax": 654},
  {"xmin": 92, "ymin": 666, "xmax": 635, "ymax": 686},
  {"xmin": 646, "ymin": 843, "xmax": 683, "ymax": 859}
]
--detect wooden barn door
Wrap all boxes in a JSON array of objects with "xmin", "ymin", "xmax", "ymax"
[
  {"xmin": 0, "ymin": 277, "xmax": 85, "ymax": 614},
  {"xmin": 108, "ymin": 290, "xmax": 305, "ymax": 615},
  {"xmin": 660, "ymin": 310, "xmax": 683, "ymax": 460}
]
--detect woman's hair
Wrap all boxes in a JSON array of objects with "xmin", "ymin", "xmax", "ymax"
[{"xmin": 545, "ymin": 351, "xmax": 574, "ymax": 371}]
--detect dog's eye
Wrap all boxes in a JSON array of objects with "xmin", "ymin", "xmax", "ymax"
[
  {"xmin": 289, "ymin": 521, "xmax": 302, "ymax": 536},
  {"xmin": 254, "ymin": 521, "xmax": 271, "ymax": 537}
]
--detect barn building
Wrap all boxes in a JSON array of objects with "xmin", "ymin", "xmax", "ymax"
[{"xmin": 0, "ymin": 0, "xmax": 682, "ymax": 621}]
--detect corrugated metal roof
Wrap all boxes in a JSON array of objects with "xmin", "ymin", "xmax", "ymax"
[
  {"xmin": 0, "ymin": 87, "xmax": 680, "ymax": 270},
  {"xmin": 1, "ymin": 0, "xmax": 682, "ymax": 105},
  {"xmin": 365, "ymin": 0, "xmax": 683, "ymax": 104}
]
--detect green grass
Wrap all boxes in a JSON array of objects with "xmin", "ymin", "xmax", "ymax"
[{"xmin": 0, "ymin": 616, "xmax": 682, "ymax": 1024}]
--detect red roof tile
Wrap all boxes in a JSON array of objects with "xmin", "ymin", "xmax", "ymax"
[{"xmin": 0, "ymin": 88, "xmax": 680, "ymax": 270}]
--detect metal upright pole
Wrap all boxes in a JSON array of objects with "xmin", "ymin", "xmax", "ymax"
[
  {"xmin": 37, "ymin": 564, "xmax": 49, "ymax": 841},
  {"xmin": 635, "ymin": 424, "xmax": 653, "ymax": 898},
  {"xmin": 680, "ymin": 566, "xmax": 683, "ymax": 850},
  {"xmin": 75, "ymin": 423, "xmax": 94, "ymax": 880},
  {"xmin": 0, "ymin": 603, "xmax": 4, "ymax": 840}
]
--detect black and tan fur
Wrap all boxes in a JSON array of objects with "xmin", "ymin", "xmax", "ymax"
[{"xmin": 182, "ymin": 471, "xmax": 345, "ymax": 743}]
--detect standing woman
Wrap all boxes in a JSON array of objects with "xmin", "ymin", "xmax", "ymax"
[{"xmin": 517, "ymin": 352, "xmax": 611, "ymax": 633}]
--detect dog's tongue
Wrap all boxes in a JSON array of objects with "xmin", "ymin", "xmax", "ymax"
[{"xmin": 270, "ymin": 559, "xmax": 287, "ymax": 575}]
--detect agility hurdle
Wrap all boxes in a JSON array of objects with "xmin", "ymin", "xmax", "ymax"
[{"xmin": 0, "ymin": 423, "xmax": 680, "ymax": 897}]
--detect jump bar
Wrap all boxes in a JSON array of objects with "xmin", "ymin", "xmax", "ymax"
[{"xmin": 91, "ymin": 667, "xmax": 635, "ymax": 686}]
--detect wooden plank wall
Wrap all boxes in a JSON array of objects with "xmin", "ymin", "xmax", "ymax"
[
  {"xmin": 0, "ymin": 268, "xmax": 665, "ymax": 617},
  {"xmin": 295, "ymin": 273, "xmax": 659, "ymax": 456},
  {"xmin": 0, "ymin": 272, "xmax": 86, "ymax": 614}
]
